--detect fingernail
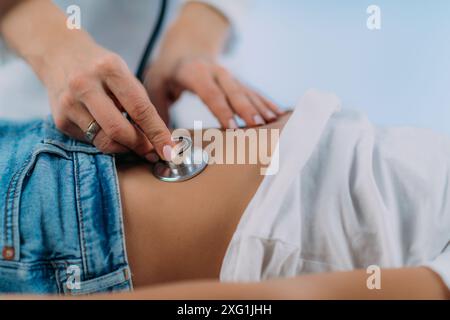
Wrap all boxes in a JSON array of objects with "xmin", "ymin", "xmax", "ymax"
[
  {"xmin": 275, "ymin": 107, "xmax": 285, "ymax": 115},
  {"xmin": 146, "ymin": 153, "xmax": 159, "ymax": 163},
  {"xmin": 228, "ymin": 119, "xmax": 238, "ymax": 129},
  {"xmin": 163, "ymin": 145, "xmax": 173, "ymax": 162},
  {"xmin": 253, "ymin": 115, "xmax": 265, "ymax": 126},
  {"xmin": 266, "ymin": 110, "xmax": 277, "ymax": 120}
]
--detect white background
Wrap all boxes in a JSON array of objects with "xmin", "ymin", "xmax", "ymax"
[
  {"xmin": 175, "ymin": 0, "xmax": 450, "ymax": 135},
  {"xmin": 2, "ymin": 0, "xmax": 450, "ymax": 135}
]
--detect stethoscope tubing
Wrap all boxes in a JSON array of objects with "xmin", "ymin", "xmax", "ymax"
[{"xmin": 135, "ymin": 0, "xmax": 168, "ymax": 82}]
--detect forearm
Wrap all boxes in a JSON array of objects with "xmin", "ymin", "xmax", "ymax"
[
  {"xmin": 99, "ymin": 281, "xmax": 275, "ymax": 300},
  {"xmin": 278, "ymin": 267, "xmax": 450, "ymax": 300},
  {"xmin": 3, "ymin": 267, "xmax": 449, "ymax": 300},
  {"xmin": 95, "ymin": 267, "xmax": 450, "ymax": 300},
  {"xmin": 158, "ymin": 2, "xmax": 230, "ymax": 61},
  {"xmin": 0, "ymin": 0, "xmax": 93, "ymax": 83},
  {"xmin": 99, "ymin": 267, "xmax": 449, "ymax": 300}
]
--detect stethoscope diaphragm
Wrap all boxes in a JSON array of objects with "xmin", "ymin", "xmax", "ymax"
[{"xmin": 152, "ymin": 135, "xmax": 209, "ymax": 183}]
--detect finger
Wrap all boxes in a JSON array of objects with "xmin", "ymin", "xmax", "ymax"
[
  {"xmin": 105, "ymin": 86, "xmax": 125, "ymax": 113},
  {"xmin": 104, "ymin": 69, "xmax": 174, "ymax": 160},
  {"xmin": 215, "ymin": 69, "xmax": 266, "ymax": 127},
  {"xmin": 256, "ymin": 91, "xmax": 284, "ymax": 115},
  {"xmin": 80, "ymin": 85, "xmax": 155, "ymax": 159},
  {"xmin": 175, "ymin": 65, "xmax": 236, "ymax": 129},
  {"xmin": 66, "ymin": 102, "xmax": 129, "ymax": 154},
  {"xmin": 145, "ymin": 77, "xmax": 171, "ymax": 126},
  {"xmin": 55, "ymin": 117, "xmax": 86, "ymax": 142},
  {"xmin": 246, "ymin": 90, "xmax": 278, "ymax": 123},
  {"xmin": 93, "ymin": 130, "xmax": 129, "ymax": 154},
  {"xmin": 191, "ymin": 79, "xmax": 237, "ymax": 129}
]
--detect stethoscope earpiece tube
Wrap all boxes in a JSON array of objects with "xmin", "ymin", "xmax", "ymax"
[
  {"xmin": 136, "ymin": 0, "xmax": 168, "ymax": 82},
  {"xmin": 126, "ymin": 0, "xmax": 167, "ymax": 123}
]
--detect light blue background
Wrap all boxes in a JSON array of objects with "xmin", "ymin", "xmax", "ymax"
[
  {"xmin": 228, "ymin": 0, "xmax": 450, "ymax": 134},
  {"xmin": 1, "ymin": 1, "xmax": 449, "ymax": 135}
]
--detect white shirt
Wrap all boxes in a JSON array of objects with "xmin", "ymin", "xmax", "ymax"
[
  {"xmin": 0, "ymin": 0, "xmax": 250, "ymax": 118},
  {"xmin": 220, "ymin": 89, "xmax": 450, "ymax": 291}
]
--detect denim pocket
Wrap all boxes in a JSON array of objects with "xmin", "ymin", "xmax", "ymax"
[
  {"xmin": 2, "ymin": 142, "xmax": 72, "ymax": 263},
  {"xmin": 1, "ymin": 121, "xmax": 131, "ymax": 295}
]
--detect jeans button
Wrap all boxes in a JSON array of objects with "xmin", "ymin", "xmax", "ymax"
[{"xmin": 2, "ymin": 247, "xmax": 14, "ymax": 260}]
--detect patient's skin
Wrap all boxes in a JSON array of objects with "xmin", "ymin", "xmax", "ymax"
[
  {"xmin": 4, "ymin": 112, "xmax": 449, "ymax": 300},
  {"xmin": 117, "ymin": 114, "xmax": 290, "ymax": 287}
]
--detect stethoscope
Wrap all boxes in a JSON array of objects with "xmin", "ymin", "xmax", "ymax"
[
  {"xmin": 135, "ymin": 0, "xmax": 168, "ymax": 82},
  {"xmin": 134, "ymin": 0, "xmax": 209, "ymax": 183}
]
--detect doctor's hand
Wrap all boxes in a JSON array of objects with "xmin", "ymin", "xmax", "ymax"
[
  {"xmin": 1, "ymin": 0, "xmax": 175, "ymax": 160},
  {"xmin": 143, "ymin": 2, "xmax": 282, "ymax": 129},
  {"xmin": 145, "ymin": 57, "xmax": 282, "ymax": 128},
  {"xmin": 0, "ymin": 0, "xmax": 173, "ymax": 160},
  {"xmin": 43, "ymin": 37, "xmax": 174, "ymax": 161}
]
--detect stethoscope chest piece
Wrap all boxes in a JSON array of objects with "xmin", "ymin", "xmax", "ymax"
[{"xmin": 152, "ymin": 136, "xmax": 209, "ymax": 183}]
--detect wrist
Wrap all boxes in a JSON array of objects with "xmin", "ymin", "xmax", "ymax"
[
  {"xmin": 159, "ymin": 2, "xmax": 230, "ymax": 60},
  {"xmin": 37, "ymin": 31, "xmax": 96, "ymax": 87},
  {"xmin": 0, "ymin": 0, "xmax": 96, "ymax": 86}
]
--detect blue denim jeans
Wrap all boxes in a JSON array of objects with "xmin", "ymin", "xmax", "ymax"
[{"xmin": 0, "ymin": 117, "xmax": 132, "ymax": 295}]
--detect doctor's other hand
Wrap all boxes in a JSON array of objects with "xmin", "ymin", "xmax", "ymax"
[
  {"xmin": 143, "ymin": 2, "xmax": 282, "ymax": 129},
  {"xmin": 145, "ymin": 57, "xmax": 283, "ymax": 129},
  {"xmin": 43, "ymin": 38, "xmax": 174, "ymax": 161}
]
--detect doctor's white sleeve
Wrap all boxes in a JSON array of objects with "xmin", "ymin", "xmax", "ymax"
[
  {"xmin": 424, "ymin": 244, "xmax": 450, "ymax": 291},
  {"xmin": 0, "ymin": 36, "xmax": 12, "ymax": 65},
  {"xmin": 183, "ymin": 0, "xmax": 251, "ymax": 42}
]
